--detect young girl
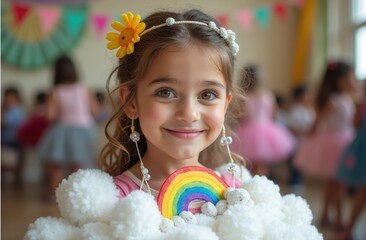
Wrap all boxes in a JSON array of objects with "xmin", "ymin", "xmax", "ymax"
[
  {"xmin": 231, "ymin": 65, "xmax": 295, "ymax": 176},
  {"xmin": 23, "ymin": 10, "xmax": 324, "ymax": 240},
  {"xmin": 38, "ymin": 55, "xmax": 100, "ymax": 201},
  {"xmin": 295, "ymin": 61, "xmax": 356, "ymax": 230},
  {"xmin": 336, "ymin": 81, "xmax": 366, "ymax": 240},
  {"xmin": 101, "ymin": 9, "xmax": 245, "ymax": 200}
]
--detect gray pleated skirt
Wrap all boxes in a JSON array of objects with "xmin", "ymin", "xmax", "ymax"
[{"xmin": 38, "ymin": 123, "xmax": 98, "ymax": 167}]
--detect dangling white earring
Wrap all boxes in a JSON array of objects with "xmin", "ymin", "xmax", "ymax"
[
  {"xmin": 220, "ymin": 124, "xmax": 237, "ymax": 187},
  {"xmin": 130, "ymin": 117, "xmax": 151, "ymax": 194}
]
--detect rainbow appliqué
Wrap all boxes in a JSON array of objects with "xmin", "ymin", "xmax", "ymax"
[{"xmin": 157, "ymin": 166, "xmax": 229, "ymax": 219}]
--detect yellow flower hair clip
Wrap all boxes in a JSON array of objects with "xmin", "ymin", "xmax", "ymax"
[
  {"xmin": 106, "ymin": 12, "xmax": 146, "ymax": 58},
  {"xmin": 106, "ymin": 12, "xmax": 240, "ymax": 59}
]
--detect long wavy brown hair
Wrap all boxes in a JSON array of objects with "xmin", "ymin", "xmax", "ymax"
[{"xmin": 99, "ymin": 9, "xmax": 246, "ymax": 176}]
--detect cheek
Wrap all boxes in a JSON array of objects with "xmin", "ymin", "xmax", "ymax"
[
  {"xmin": 206, "ymin": 107, "xmax": 226, "ymax": 130},
  {"xmin": 141, "ymin": 104, "xmax": 163, "ymax": 120},
  {"xmin": 138, "ymin": 103, "xmax": 170, "ymax": 133}
]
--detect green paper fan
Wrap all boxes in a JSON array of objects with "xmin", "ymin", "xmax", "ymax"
[{"xmin": 1, "ymin": 3, "xmax": 88, "ymax": 70}]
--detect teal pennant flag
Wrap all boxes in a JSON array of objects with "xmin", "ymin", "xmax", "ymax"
[
  {"xmin": 64, "ymin": 9, "xmax": 87, "ymax": 38},
  {"xmin": 255, "ymin": 6, "xmax": 271, "ymax": 28}
]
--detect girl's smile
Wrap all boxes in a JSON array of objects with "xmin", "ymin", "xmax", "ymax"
[{"xmin": 163, "ymin": 128, "xmax": 205, "ymax": 140}]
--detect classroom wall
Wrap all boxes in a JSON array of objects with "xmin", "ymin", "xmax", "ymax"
[{"xmin": 1, "ymin": 0, "xmax": 301, "ymax": 109}]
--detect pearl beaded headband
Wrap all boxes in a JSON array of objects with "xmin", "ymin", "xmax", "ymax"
[{"xmin": 106, "ymin": 12, "xmax": 240, "ymax": 58}]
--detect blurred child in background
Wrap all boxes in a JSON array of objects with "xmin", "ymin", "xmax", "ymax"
[
  {"xmin": 275, "ymin": 93, "xmax": 290, "ymax": 127},
  {"xmin": 37, "ymin": 55, "xmax": 100, "ymax": 201},
  {"xmin": 287, "ymin": 84, "xmax": 315, "ymax": 193},
  {"xmin": 17, "ymin": 91, "xmax": 49, "ymax": 148},
  {"xmin": 1, "ymin": 86, "xmax": 26, "ymax": 185},
  {"xmin": 232, "ymin": 65, "xmax": 294, "ymax": 176},
  {"xmin": 295, "ymin": 61, "xmax": 356, "ymax": 230},
  {"xmin": 336, "ymin": 80, "xmax": 366, "ymax": 240}
]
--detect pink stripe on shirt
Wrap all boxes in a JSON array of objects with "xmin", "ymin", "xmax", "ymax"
[{"xmin": 114, "ymin": 172, "xmax": 140, "ymax": 198}]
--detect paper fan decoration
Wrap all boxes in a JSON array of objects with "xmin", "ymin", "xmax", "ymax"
[
  {"xmin": 157, "ymin": 166, "xmax": 229, "ymax": 219},
  {"xmin": 1, "ymin": 3, "xmax": 88, "ymax": 70}
]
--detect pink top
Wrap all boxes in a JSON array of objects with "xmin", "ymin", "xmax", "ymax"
[
  {"xmin": 244, "ymin": 90, "xmax": 274, "ymax": 123},
  {"xmin": 316, "ymin": 94, "xmax": 355, "ymax": 134},
  {"xmin": 54, "ymin": 83, "xmax": 94, "ymax": 126}
]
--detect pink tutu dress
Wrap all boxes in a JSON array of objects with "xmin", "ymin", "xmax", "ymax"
[
  {"xmin": 295, "ymin": 94, "xmax": 355, "ymax": 179},
  {"xmin": 232, "ymin": 90, "xmax": 295, "ymax": 163}
]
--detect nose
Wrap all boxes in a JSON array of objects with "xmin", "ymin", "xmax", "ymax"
[{"xmin": 175, "ymin": 98, "xmax": 200, "ymax": 123}]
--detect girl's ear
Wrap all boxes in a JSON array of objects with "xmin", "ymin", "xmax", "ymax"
[
  {"xmin": 225, "ymin": 93, "xmax": 232, "ymax": 111},
  {"xmin": 119, "ymin": 86, "xmax": 138, "ymax": 119}
]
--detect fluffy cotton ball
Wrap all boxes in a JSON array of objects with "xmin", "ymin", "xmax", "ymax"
[
  {"xmin": 195, "ymin": 214, "xmax": 216, "ymax": 230},
  {"xmin": 216, "ymin": 200, "xmax": 228, "ymax": 215},
  {"xmin": 217, "ymin": 204, "xmax": 264, "ymax": 240},
  {"xmin": 81, "ymin": 222, "xmax": 117, "ymax": 240},
  {"xmin": 265, "ymin": 222, "xmax": 323, "ymax": 240},
  {"xmin": 56, "ymin": 169, "xmax": 119, "ymax": 225},
  {"xmin": 261, "ymin": 221, "xmax": 290, "ymax": 240},
  {"xmin": 281, "ymin": 194, "xmax": 313, "ymax": 226},
  {"xmin": 240, "ymin": 176, "xmax": 285, "ymax": 227},
  {"xmin": 226, "ymin": 188, "xmax": 254, "ymax": 207},
  {"xmin": 172, "ymin": 216, "xmax": 186, "ymax": 227},
  {"xmin": 201, "ymin": 202, "xmax": 217, "ymax": 217},
  {"xmin": 246, "ymin": 204, "xmax": 285, "ymax": 228},
  {"xmin": 24, "ymin": 217, "xmax": 81, "ymax": 240},
  {"xmin": 160, "ymin": 218, "xmax": 175, "ymax": 233},
  {"xmin": 110, "ymin": 190, "xmax": 162, "ymax": 239},
  {"xmin": 289, "ymin": 225, "xmax": 323, "ymax": 240},
  {"xmin": 165, "ymin": 224, "xmax": 219, "ymax": 240},
  {"xmin": 215, "ymin": 163, "xmax": 252, "ymax": 183},
  {"xmin": 224, "ymin": 187, "xmax": 235, "ymax": 199},
  {"xmin": 179, "ymin": 211, "xmax": 198, "ymax": 224},
  {"xmin": 241, "ymin": 175, "xmax": 282, "ymax": 207}
]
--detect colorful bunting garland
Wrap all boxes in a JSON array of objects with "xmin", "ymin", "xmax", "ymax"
[
  {"xmin": 1, "ymin": 2, "xmax": 88, "ymax": 70},
  {"xmin": 217, "ymin": 0, "xmax": 303, "ymax": 30},
  {"xmin": 1, "ymin": 0, "xmax": 303, "ymax": 70},
  {"xmin": 15, "ymin": 0, "xmax": 94, "ymax": 3}
]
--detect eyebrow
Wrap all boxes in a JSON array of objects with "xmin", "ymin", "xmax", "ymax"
[{"xmin": 148, "ymin": 77, "xmax": 226, "ymax": 89}]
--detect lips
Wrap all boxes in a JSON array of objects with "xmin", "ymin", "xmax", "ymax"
[{"xmin": 165, "ymin": 129, "xmax": 204, "ymax": 140}]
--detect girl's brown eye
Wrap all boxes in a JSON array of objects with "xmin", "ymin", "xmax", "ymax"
[
  {"xmin": 200, "ymin": 90, "xmax": 218, "ymax": 101},
  {"xmin": 156, "ymin": 88, "xmax": 176, "ymax": 98}
]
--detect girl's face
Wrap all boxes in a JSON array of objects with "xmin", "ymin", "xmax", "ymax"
[
  {"xmin": 4, "ymin": 92, "xmax": 19, "ymax": 107},
  {"xmin": 132, "ymin": 44, "xmax": 231, "ymax": 164},
  {"xmin": 339, "ymin": 70, "xmax": 356, "ymax": 93}
]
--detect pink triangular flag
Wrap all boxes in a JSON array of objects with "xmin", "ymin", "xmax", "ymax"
[
  {"xmin": 273, "ymin": 2, "xmax": 288, "ymax": 21},
  {"xmin": 236, "ymin": 10, "xmax": 253, "ymax": 30},
  {"xmin": 215, "ymin": 14, "xmax": 229, "ymax": 28},
  {"xmin": 37, "ymin": 6, "xmax": 61, "ymax": 36},
  {"xmin": 91, "ymin": 14, "xmax": 109, "ymax": 37}
]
